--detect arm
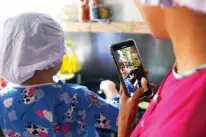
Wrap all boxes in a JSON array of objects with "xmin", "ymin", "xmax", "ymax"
[
  {"xmin": 118, "ymin": 119, "xmax": 135, "ymax": 137},
  {"xmin": 118, "ymin": 78, "xmax": 151, "ymax": 137},
  {"xmin": 118, "ymin": 93, "xmax": 140, "ymax": 137},
  {"xmin": 100, "ymin": 80, "xmax": 119, "ymax": 103}
]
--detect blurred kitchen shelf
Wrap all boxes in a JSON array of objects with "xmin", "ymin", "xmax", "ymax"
[{"xmin": 62, "ymin": 22, "xmax": 150, "ymax": 34}]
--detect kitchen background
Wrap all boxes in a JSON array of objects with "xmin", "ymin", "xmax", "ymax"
[
  {"xmin": 0, "ymin": 0, "xmax": 175, "ymax": 136},
  {"xmin": 60, "ymin": 0, "xmax": 175, "ymax": 91},
  {"xmin": 64, "ymin": 32, "xmax": 174, "ymax": 88}
]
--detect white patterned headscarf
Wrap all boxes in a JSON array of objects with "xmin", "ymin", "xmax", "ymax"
[
  {"xmin": 137, "ymin": 0, "xmax": 206, "ymax": 13},
  {"xmin": 0, "ymin": 13, "xmax": 66, "ymax": 84}
]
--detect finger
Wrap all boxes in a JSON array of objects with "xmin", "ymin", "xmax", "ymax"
[
  {"xmin": 141, "ymin": 77, "xmax": 149, "ymax": 92},
  {"xmin": 132, "ymin": 87, "xmax": 144, "ymax": 101},
  {"xmin": 119, "ymin": 84, "xmax": 128, "ymax": 100},
  {"xmin": 119, "ymin": 84, "xmax": 124, "ymax": 96},
  {"xmin": 150, "ymin": 83, "xmax": 157, "ymax": 89}
]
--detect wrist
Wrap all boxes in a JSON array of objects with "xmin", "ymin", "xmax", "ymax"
[
  {"xmin": 118, "ymin": 118, "xmax": 134, "ymax": 137},
  {"xmin": 118, "ymin": 106, "xmax": 138, "ymax": 126},
  {"xmin": 119, "ymin": 113, "xmax": 137, "ymax": 125}
]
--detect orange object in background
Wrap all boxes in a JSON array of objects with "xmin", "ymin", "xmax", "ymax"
[
  {"xmin": 0, "ymin": 78, "xmax": 7, "ymax": 89},
  {"xmin": 79, "ymin": 0, "xmax": 90, "ymax": 22},
  {"xmin": 81, "ymin": 4, "xmax": 90, "ymax": 21}
]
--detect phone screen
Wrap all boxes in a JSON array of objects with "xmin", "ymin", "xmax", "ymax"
[{"xmin": 113, "ymin": 45, "xmax": 146, "ymax": 96}]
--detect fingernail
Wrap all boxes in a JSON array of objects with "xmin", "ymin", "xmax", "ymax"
[
  {"xmin": 141, "ymin": 77, "xmax": 147, "ymax": 83},
  {"xmin": 141, "ymin": 77, "xmax": 148, "ymax": 92}
]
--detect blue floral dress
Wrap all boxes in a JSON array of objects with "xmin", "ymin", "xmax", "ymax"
[{"xmin": 0, "ymin": 83, "xmax": 119, "ymax": 137}]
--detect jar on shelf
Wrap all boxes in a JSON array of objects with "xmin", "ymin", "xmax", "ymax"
[
  {"xmin": 62, "ymin": 4, "xmax": 79, "ymax": 22},
  {"xmin": 98, "ymin": 5, "xmax": 111, "ymax": 20}
]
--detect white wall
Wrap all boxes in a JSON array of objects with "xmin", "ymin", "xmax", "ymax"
[
  {"xmin": 0, "ymin": 0, "xmax": 143, "ymax": 22},
  {"xmin": 103, "ymin": 0, "xmax": 143, "ymax": 22},
  {"xmin": 0, "ymin": 0, "xmax": 69, "ymax": 22}
]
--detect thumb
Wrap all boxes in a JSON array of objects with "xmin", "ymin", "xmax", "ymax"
[
  {"xmin": 132, "ymin": 88, "xmax": 144, "ymax": 102},
  {"xmin": 141, "ymin": 77, "xmax": 149, "ymax": 92},
  {"xmin": 132, "ymin": 77, "xmax": 148, "ymax": 101}
]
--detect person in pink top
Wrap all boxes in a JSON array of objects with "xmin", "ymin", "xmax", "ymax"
[{"xmin": 118, "ymin": 0, "xmax": 206, "ymax": 137}]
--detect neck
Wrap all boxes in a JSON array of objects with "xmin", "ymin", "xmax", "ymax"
[
  {"xmin": 22, "ymin": 72, "xmax": 55, "ymax": 86},
  {"xmin": 22, "ymin": 78, "xmax": 54, "ymax": 86},
  {"xmin": 165, "ymin": 7, "xmax": 206, "ymax": 74},
  {"xmin": 172, "ymin": 31, "xmax": 206, "ymax": 74}
]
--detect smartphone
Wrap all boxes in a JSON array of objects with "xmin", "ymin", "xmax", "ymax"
[{"xmin": 110, "ymin": 39, "xmax": 153, "ymax": 99}]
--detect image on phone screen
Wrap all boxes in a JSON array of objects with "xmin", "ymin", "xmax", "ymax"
[{"xmin": 113, "ymin": 45, "xmax": 146, "ymax": 95}]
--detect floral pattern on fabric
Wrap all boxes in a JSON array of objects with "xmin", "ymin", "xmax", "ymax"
[{"xmin": 0, "ymin": 83, "xmax": 119, "ymax": 137}]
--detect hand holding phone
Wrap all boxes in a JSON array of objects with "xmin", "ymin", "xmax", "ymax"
[{"xmin": 110, "ymin": 39, "xmax": 153, "ymax": 100}]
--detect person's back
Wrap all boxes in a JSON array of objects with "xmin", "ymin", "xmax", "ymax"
[
  {"xmin": 0, "ymin": 13, "xmax": 119, "ymax": 137},
  {"xmin": 0, "ymin": 83, "xmax": 118, "ymax": 136}
]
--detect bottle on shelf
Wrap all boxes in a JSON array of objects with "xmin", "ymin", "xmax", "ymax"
[
  {"xmin": 79, "ymin": 0, "xmax": 90, "ymax": 22},
  {"xmin": 89, "ymin": 0, "xmax": 99, "ymax": 21}
]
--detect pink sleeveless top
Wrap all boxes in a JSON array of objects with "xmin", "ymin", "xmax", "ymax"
[{"xmin": 131, "ymin": 66, "xmax": 206, "ymax": 137}]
